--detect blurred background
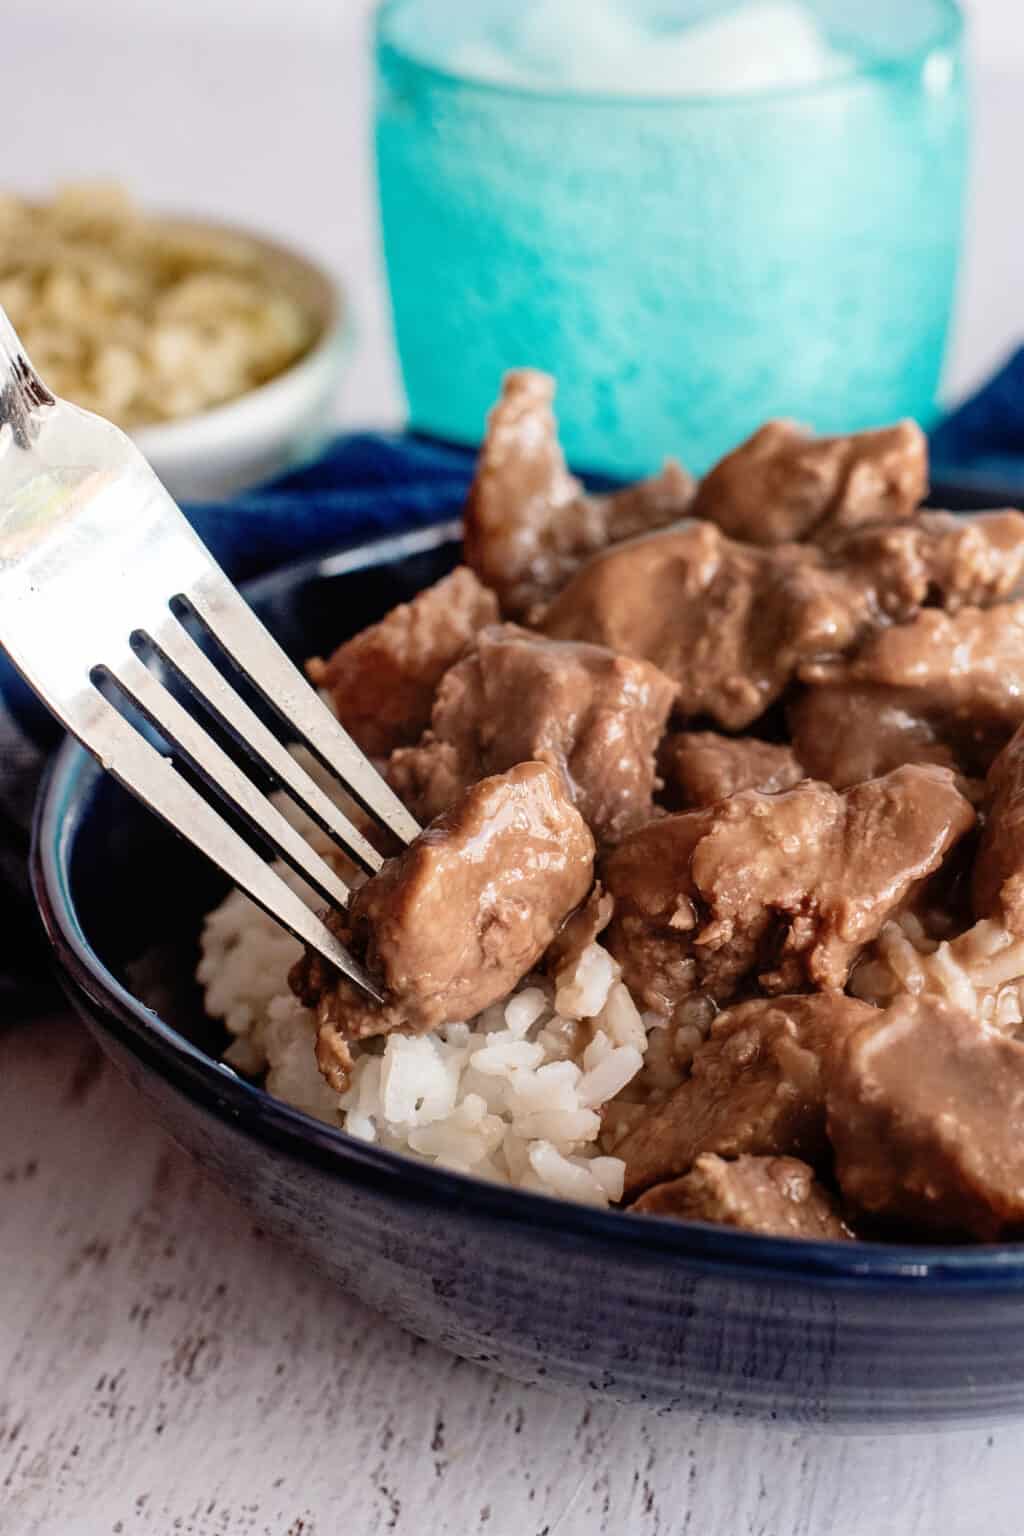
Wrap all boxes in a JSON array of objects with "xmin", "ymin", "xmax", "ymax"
[{"xmin": 2, "ymin": 0, "xmax": 1017, "ymax": 446}]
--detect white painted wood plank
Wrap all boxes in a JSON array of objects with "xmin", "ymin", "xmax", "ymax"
[{"xmin": 2, "ymin": 1012, "xmax": 1024, "ymax": 1536}]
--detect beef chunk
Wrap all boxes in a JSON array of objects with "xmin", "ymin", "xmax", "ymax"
[
  {"xmin": 464, "ymin": 369, "xmax": 693, "ymax": 618},
  {"xmin": 788, "ymin": 685, "xmax": 972, "ymax": 789},
  {"xmin": 387, "ymin": 625, "xmax": 676, "ymax": 840},
  {"xmin": 292, "ymin": 763, "xmax": 595, "ymax": 1091},
  {"xmin": 826, "ymin": 509, "xmax": 1024, "ymax": 614},
  {"xmin": 540, "ymin": 521, "xmax": 885, "ymax": 730},
  {"xmin": 691, "ymin": 418, "xmax": 926, "ymax": 545},
  {"xmin": 355, "ymin": 761, "xmax": 594, "ymax": 1025},
  {"xmin": 544, "ymin": 882, "xmax": 614, "ymax": 983},
  {"xmin": 660, "ymin": 731, "xmax": 804, "ymax": 808},
  {"xmin": 384, "ymin": 741, "xmax": 466, "ymax": 831},
  {"xmin": 792, "ymin": 546, "xmax": 1024, "ymax": 788},
  {"xmin": 618, "ymin": 994, "xmax": 876, "ymax": 1196},
  {"xmin": 918, "ymin": 509, "xmax": 1024, "ymax": 608},
  {"xmin": 828, "ymin": 997, "xmax": 1024, "ymax": 1240},
  {"xmin": 632, "ymin": 1153, "xmax": 851, "ymax": 1239},
  {"xmin": 803, "ymin": 602, "xmax": 1024, "ymax": 737},
  {"xmin": 539, "ymin": 510, "xmax": 1024, "ymax": 734},
  {"xmin": 602, "ymin": 766, "xmax": 975, "ymax": 1015},
  {"xmin": 973, "ymin": 722, "xmax": 1024, "ymax": 935},
  {"xmin": 306, "ymin": 567, "xmax": 498, "ymax": 757}
]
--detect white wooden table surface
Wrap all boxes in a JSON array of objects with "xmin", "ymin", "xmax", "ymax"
[{"xmin": 3, "ymin": 5, "xmax": 1024, "ymax": 1532}]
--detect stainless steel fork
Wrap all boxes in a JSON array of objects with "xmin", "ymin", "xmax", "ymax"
[{"xmin": 0, "ymin": 307, "xmax": 421, "ymax": 1000}]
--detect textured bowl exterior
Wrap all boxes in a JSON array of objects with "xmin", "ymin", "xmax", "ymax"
[{"xmin": 30, "ymin": 528, "xmax": 1024, "ymax": 1429}]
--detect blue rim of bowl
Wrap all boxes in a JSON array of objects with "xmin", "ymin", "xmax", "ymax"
[
  {"xmin": 30, "ymin": 526, "xmax": 1024, "ymax": 1295},
  {"xmin": 374, "ymin": 0, "xmax": 964, "ymax": 113}
]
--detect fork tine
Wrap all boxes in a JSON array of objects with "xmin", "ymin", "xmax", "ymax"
[
  {"xmin": 184, "ymin": 570, "xmax": 422, "ymax": 847},
  {"xmin": 107, "ymin": 652, "xmax": 353, "ymax": 913},
  {"xmin": 65, "ymin": 686, "xmax": 383, "ymax": 998},
  {"xmin": 146, "ymin": 612, "xmax": 386, "ymax": 876}
]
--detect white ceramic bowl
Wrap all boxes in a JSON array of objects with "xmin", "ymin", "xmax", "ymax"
[{"xmin": 131, "ymin": 220, "xmax": 349, "ymax": 502}]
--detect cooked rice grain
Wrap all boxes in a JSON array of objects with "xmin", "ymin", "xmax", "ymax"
[{"xmin": 852, "ymin": 915, "xmax": 1024, "ymax": 1032}]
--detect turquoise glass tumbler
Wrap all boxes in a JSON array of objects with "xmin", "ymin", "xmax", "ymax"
[{"xmin": 375, "ymin": 1, "xmax": 967, "ymax": 477}]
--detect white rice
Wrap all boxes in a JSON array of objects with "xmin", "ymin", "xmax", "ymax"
[
  {"xmin": 197, "ymin": 750, "xmax": 669, "ymax": 1207},
  {"xmin": 852, "ymin": 913, "xmax": 1024, "ymax": 1033}
]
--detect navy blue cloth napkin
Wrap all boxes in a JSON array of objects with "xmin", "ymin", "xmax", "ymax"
[
  {"xmin": 930, "ymin": 347, "xmax": 1024, "ymax": 505},
  {"xmin": 7, "ymin": 354, "xmax": 1024, "ymax": 1009},
  {"xmin": 186, "ymin": 431, "xmax": 479, "ymax": 583}
]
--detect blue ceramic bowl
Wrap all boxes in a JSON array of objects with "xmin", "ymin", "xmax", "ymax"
[{"xmin": 31, "ymin": 524, "xmax": 1024, "ymax": 1429}]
